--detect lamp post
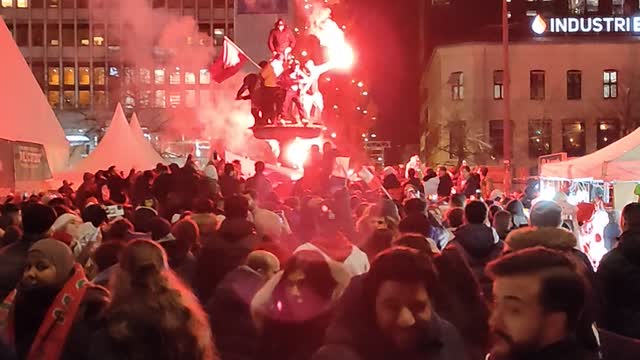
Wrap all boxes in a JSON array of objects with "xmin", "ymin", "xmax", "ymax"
[{"xmin": 502, "ymin": 0, "xmax": 512, "ymax": 193}]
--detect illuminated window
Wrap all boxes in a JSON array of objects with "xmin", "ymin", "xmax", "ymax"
[
  {"xmin": 1, "ymin": 0, "xmax": 13, "ymax": 8},
  {"xmin": 94, "ymin": 90, "xmax": 106, "ymax": 106},
  {"xmin": 169, "ymin": 92, "xmax": 181, "ymax": 108},
  {"xmin": 567, "ymin": 70, "xmax": 581, "ymax": 100},
  {"xmin": 185, "ymin": 72, "xmax": 196, "ymax": 84},
  {"xmin": 63, "ymin": 67, "xmax": 75, "ymax": 85},
  {"xmin": 48, "ymin": 91, "xmax": 60, "ymax": 108},
  {"xmin": 124, "ymin": 67, "xmax": 135, "ymax": 84},
  {"xmin": 155, "ymin": 90, "xmax": 166, "ymax": 108},
  {"xmin": 140, "ymin": 68, "xmax": 151, "ymax": 84},
  {"xmin": 199, "ymin": 69, "xmax": 210, "ymax": 84},
  {"xmin": 48, "ymin": 67, "xmax": 60, "ymax": 85},
  {"xmin": 155, "ymin": 68, "xmax": 165, "ymax": 84},
  {"xmin": 448, "ymin": 121, "xmax": 465, "ymax": 160},
  {"xmin": 47, "ymin": 0, "xmax": 58, "ymax": 7},
  {"xmin": 493, "ymin": 70, "xmax": 503, "ymax": 100},
  {"xmin": 79, "ymin": 67, "xmax": 90, "ymax": 85},
  {"xmin": 449, "ymin": 72, "xmax": 463, "ymax": 101},
  {"xmin": 139, "ymin": 90, "xmax": 151, "ymax": 108},
  {"xmin": 530, "ymin": 70, "xmax": 545, "ymax": 100},
  {"xmin": 63, "ymin": 91, "xmax": 76, "ymax": 107},
  {"xmin": 79, "ymin": 90, "xmax": 90, "ymax": 108},
  {"xmin": 170, "ymin": 68, "xmax": 181, "ymax": 85},
  {"xmin": 17, "ymin": 0, "xmax": 27, "ymax": 8},
  {"xmin": 604, "ymin": 70, "xmax": 618, "ymax": 99},
  {"xmin": 562, "ymin": 120, "xmax": 586, "ymax": 157},
  {"xmin": 47, "ymin": 25, "xmax": 59, "ymax": 46},
  {"xmin": 597, "ymin": 119, "xmax": 619, "ymax": 149},
  {"xmin": 528, "ymin": 119, "xmax": 552, "ymax": 158},
  {"xmin": 93, "ymin": 24, "xmax": 105, "ymax": 46},
  {"xmin": 93, "ymin": 67, "xmax": 105, "ymax": 85},
  {"xmin": 185, "ymin": 90, "xmax": 196, "ymax": 107},
  {"xmin": 213, "ymin": 27, "xmax": 224, "ymax": 46},
  {"xmin": 109, "ymin": 66, "xmax": 119, "ymax": 77},
  {"xmin": 78, "ymin": 24, "xmax": 90, "ymax": 46}
]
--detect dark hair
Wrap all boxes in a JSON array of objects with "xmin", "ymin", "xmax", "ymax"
[
  {"xmin": 224, "ymin": 195, "xmax": 250, "ymax": 220},
  {"xmin": 407, "ymin": 168, "xmax": 416, "ymax": 178},
  {"xmin": 445, "ymin": 207, "xmax": 465, "ymax": 228},
  {"xmin": 223, "ymin": 163, "xmax": 235, "ymax": 176},
  {"xmin": 531, "ymin": 200, "xmax": 563, "ymax": 228},
  {"xmin": 393, "ymin": 234, "xmax": 436, "ymax": 255},
  {"xmin": 93, "ymin": 241, "xmax": 126, "ymax": 271},
  {"xmin": 404, "ymin": 198, "xmax": 427, "ymax": 215},
  {"xmin": 465, "ymin": 200, "xmax": 488, "ymax": 224},
  {"xmin": 487, "ymin": 247, "xmax": 588, "ymax": 329},
  {"xmin": 461, "ymin": 166, "xmax": 471, "ymax": 173},
  {"xmin": 362, "ymin": 228, "xmax": 394, "ymax": 260},
  {"xmin": 193, "ymin": 198, "xmax": 214, "ymax": 214},
  {"xmin": 0, "ymin": 203, "xmax": 19, "ymax": 216},
  {"xmin": 149, "ymin": 217, "xmax": 172, "ymax": 241},
  {"xmin": 22, "ymin": 203, "xmax": 57, "ymax": 235},
  {"xmin": 493, "ymin": 210, "xmax": 512, "ymax": 240},
  {"xmin": 438, "ymin": 166, "xmax": 447, "ymax": 172},
  {"xmin": 488, "ymin": 204, "xmax": 502, "ymax": 221},
  {"xmin": 480, "ymin": 166, "xmax": 489, "ymax": 177},
  {"xmin": 622, "ymin": 202, "xmax": 640, "ymax": 230},
  {"xmin": 255, "ymin": 161, "xmax": 266, "ymax": 173},
  {"xmin": 450, "ymin": 194, "xmax": 466, "ymax": 208},
  {"xmin": 106, "ymin": 218, "xmax": 134, "ymax": 241},
  {"xmin": 82, "ymin": 204, "xmax": 108, "ymax": 228},
  {"xmin": 505, "ymin": 199, "xmax": 525, "ymax": 217},
  {"xmin": 280, "ymin": 250, "xmax": 336, "ymax": 301}
]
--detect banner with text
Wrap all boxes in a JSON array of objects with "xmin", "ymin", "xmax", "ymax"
[{"xmin": 12, "ymin": 141, "xmax": 53, "ymax": 182}]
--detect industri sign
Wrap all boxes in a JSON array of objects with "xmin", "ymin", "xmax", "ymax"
[{"xmin": 531, "ymin": 14, "xmax": 640, "ymax": 35}]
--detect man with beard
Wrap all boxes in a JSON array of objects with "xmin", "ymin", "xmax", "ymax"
[
  {"xmin": 486, "ymin": 247, "xmax": 599, "ymax": 360},
  {"xmin": 313, "ymin": 247, "xmax": 467, "ymax": 360}
]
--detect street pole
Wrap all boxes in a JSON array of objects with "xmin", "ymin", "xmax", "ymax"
[{"xmin": 502, "ymin": 0, "xmax": 512, "ymax": 194}]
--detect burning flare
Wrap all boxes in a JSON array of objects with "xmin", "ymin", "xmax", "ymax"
[{"xmin": 308, "ymin": 7, "xmax": 355, "ymax": 70}]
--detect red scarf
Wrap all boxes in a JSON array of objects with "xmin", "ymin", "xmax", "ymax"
[{"xmin": 0, "ymin": 263, "xmax": 89, "ymax": 360}]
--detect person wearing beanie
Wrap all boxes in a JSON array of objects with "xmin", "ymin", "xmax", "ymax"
[
  {"xmin": 0, "ymin": 239, "xmax": 109, "ymax": 360},
  {"xmin": 0, "ymin": 203, "xmax": 57, "ymax": 300},
  {"xmin": 530, "ymin": 200, "xmax": 563, "ymax": 228}
]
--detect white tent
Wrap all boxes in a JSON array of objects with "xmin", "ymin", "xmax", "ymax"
[
  {"xmin": 0, "ymin": 18, "xmax": 68, "ymax": 173},
  {"xmin": 69, "ymin": 104, "xmax": 163, "ymax": 176},
  {"xmin": 541, "ymin": 126, "xmax": 640, "ymax": 182},
  {"xmin": 129, "ymin": 113, "xmax": 164, "ymax": 165}
]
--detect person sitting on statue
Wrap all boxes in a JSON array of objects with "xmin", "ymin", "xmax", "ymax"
[
  {"xmin": 278, "ymin": 60, "xmax": 308, "ymax": 124},
  {"xmin": 260, "ymin": 54, "xmax": 286, "ymax": 124},
  {"xmin": 237, "ymin": 61, "xmax": 268, "ymax": 127},
  {"xmin": 268, "ymin": 19, "xmax": 296, "ymax": 59}
]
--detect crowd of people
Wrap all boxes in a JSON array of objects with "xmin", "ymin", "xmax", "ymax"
[{"xmin": 1, "ymin": 151, "xmax": 640, "ymax": 360}]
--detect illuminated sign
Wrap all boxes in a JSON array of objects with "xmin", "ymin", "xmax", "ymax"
[{"xmin": 531, "ymin": 15, "xmax": 640, "ymax": 35}]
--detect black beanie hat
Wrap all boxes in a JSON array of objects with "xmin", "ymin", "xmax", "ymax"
[{"xmin": 22, "ymin": 203, "xmax": 57, "ymax": 236}]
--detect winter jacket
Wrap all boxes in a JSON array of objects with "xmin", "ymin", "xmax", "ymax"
[
  {"xmin": 485, "ymin": 337, "xmax": 598, "ymax": 360},
  {"xmin": 462, "ymin": 174, "xmax": 481, "ymax": 198},
  {"xmin": 207, "ymin": 266, "xmax": 265, "ymax": 360},
  {"xmin": 437, "ymin": 174, "xmax": 454, "ymax": 198},
  {"xmin": 443, "ymin": 224, "xmax": 503, "ymax": 300},
  {"xmin": 245, "ymin": 173, "xmax": 273, "ymax": 201},
  {"xmin": 313, "ymin": 274, "xmax": 468, "ymax": 360},
  {"xmin": 268, "ymin": 27, "xmax": 296, "ymax": 54},
  {"xmin": 597, "ymin": 229, "xmax": 640, "ymax": 339}
]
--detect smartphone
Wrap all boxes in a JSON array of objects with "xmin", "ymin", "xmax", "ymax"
[{"xmin": 105, "ymin": 205, "xmax": 125, "ymax": 219}]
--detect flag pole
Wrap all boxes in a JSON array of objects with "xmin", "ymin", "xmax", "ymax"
[{"xmin": 224, "ymin": 36, "xmax": 261, "ymax": 70}]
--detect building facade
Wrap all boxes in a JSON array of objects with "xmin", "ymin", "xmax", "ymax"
[{"xmin": 420, "ymin": 0, "xmax": 640, "ymax": 173}]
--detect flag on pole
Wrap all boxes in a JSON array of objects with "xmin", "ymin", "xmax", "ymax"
[
  {"xmin": 210, "ymin": 37, "xmax": 249, "ymax": 84},
  {"xmin": 357, "ymin": 166, "xmax": 382, "ymax": 191}
]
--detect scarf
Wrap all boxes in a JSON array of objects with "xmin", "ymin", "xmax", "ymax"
[{"xmin": 0, "ymin": 263, "xmax": 89, "ymax": 360}]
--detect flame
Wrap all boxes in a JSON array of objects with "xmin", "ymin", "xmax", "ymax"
[
  {"xmin": 284, "ymin": 137, "xmax": 324, "ymax": 169},
  {"xmin": 308, "ymin": 7, "xmax": 355, "ymax": 71},
  {"xmin": 532, "ymin": 15, "xmax": 547, "ymax": 35}
]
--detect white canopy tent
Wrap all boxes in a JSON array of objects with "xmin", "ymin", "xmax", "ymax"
[
  {"xmin": 129, "ymin": 113, "xmax": 165, "ymax": 166},
  {"xmin": 0, "ymin": 18, "xmax": 69, "ymax": 173},
  {"xmin": 541, "ymin": 126, "xmax": 640, "ymax": 182}
]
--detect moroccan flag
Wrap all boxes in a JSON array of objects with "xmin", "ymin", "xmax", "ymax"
[
  {"xmin": 358, "ymin": 166, "xmax": 382, "ymax": 191},
  {"xmin": 210, "ymin": 37, "xmax": 248, "ymax": 83}
]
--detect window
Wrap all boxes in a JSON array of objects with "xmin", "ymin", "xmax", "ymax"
[
  {"xmin": 63, "ymin": 91, "xmax": 75, "ymax": 107},
  {"xmin": 16, "ymin": 0, "xmax": 26, "ymax": 6},
  {"xmin": 198, "ymin": 0, "xmax": 210, "ymax": 8},
  {"xmin": 530, "ymin": 70, "xmax": 545, "ymax": 100},
  {"xmin": 139, "ymin": 68, "xmax": 151, "ymax": 84},
  {"xmin": 62, "ymin": 24, "xmax": 74, "ymax": 46},
  {"xmin": 198, "ymin": 24, "xmax": 211, "ymax": 37},
  {"xmin": 63, "ymin": 67, "xmax": 75, "ymax": 85},
  {"xmin": 489, "ymin": 120, "xmax": 504, "ymax": 158},
  {"xmin": 449, "ymin": 72, "xmax": 464, "ymax": 101},
  {"xmin": 604, "ymin": 70, "xmax": 618, "ymax": 99},
  {"xmin": 155, "ymin": 68, "xmax": 165, "ymax": 84},
  {"xmin": 32, "ymin": 0, "xmax": 44, "ymax": 7},
  {"xmin": 47, "ymin": 0, "xmax": 58, "ymax": 7},
  {"xmin": 200, "ymin": 89, "xmax": 211, "ymax": 105},
  {"xmin": 170, "ymin": 68, "xmax": 181, "ymax": 85},
  {"xmin": 185, "ymin": 90, "xmax": 196, "ymax": 107},
  {"xmin": 199, "ymin": 69, "xmax": 210, "ymax": 84},
  {"xmin": 16, "ymin": 24, "xmax": 28, "ymax": 46},
  {"xmin": 155, "ymin": 90, "xmax": 166, "ymax": 108},
  {"xmin": 47, "ymin": 25, "xmax": 59, "ymax": 46},
  {"xmin": 567, "ymin": 70, "xmax": 582, "ymax": 100},
  {"xmin": 32, "ymin": 63, "xmax": 45, "ymax": 89},
  {"xmin": 109, "ymin": 66, "xmax": 119, "ymax": 77},
  {"xmin": 94, "ymin": 90, "xmax": 106, "ymax": 106},
  {"xmin": 569, "ymin": 0, "xmax": 585, "ymax": 14},
  {"xmin": 184, "ymin": 0, "xmax": 195, "ymax": 8},
  {"xmin": 528, "ymin": 119, "xmax": 552, "ymax": 158},
  {"xmin": 597, "ymin": 119, "xmax": 620, "ymax": 149},
  {"xmin": 587, "ymin": 0, "xmax": 599, "ymax": 12},
  {"xmin": 449, "ymin": 121, "xmax": 465, "ymax": 160},
  {"xmin": 1, "ymin": 0, "xmax": 13, "ymax": 8},
  {"xmin": 169, "ymin": 92, "xmax": 181, "ymax": 108},
  {"xmin": 93, "ymin": 24, "xmax": 105, "ymax": 46},
  {"xmin": 562, "ymin": 120, "xmax": 586, "ymax": 157},
  {"xmin": 48, "ymin": 66, "xmax": 60, "ymax": 85},
  {"xmin": 79, "ymin": 90, "xmax": 90, "ymax": 108},
  {"xmin": 139, "ymin": 90, "xmax": 151, "ymax": 108},
  {"xmin": 123, "ymin": 93, "xmax": 135, "ymax": 110},
  {"xmin": 93, "ymin": 67, "xmax": 105, "ymax": 85},
  {"xmin": 168, "ymin": 0, "xmax": 180, "ymax": 8},
  {"xmin": 185, "ymin": 72, "xmax": 196, "ymax": 84},
  {"xmin": 78, "ymin": 67, "xmax": 90, "ymax": 85},
  {"xmin": 78, "ymin": 24, "xmax": 90, "ymax": 46},
  {"xmin": 32, "ymin": 24, "xmax": 44, "ymax": 46},
  {"xmin": 107, "ymin": 25, "xmax": 120, "ymax": 47},
  {"xmin": 493, "ymin": 70, "xmax": 504, "ymax": 100},
  {"xmin": 613, "ymin": 0, "xmax": 623, "ymax": 15},
  {"xmin": 124, "ymin": 67, "xmax": 135, "ymax": 84},
  {"xmin": 48, "ymin": 91, "xmax": 60, "ymax": 108},
  {"xmin": 213, "ymin": 27, "xmax": 224, "ymax": 46}
]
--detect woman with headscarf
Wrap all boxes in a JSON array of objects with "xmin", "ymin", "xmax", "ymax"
[
  {"xmin": 89, "ymin": 240, "xmax": 216, "ymax": 360},
  {"xmin": 0, "ymin": 239, "xmax": 110, "ymax": 360}
]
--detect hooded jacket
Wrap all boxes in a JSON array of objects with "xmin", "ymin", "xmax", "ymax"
[
  {"xmin": 597, "ymin": 229, "xmax": 640, "ymax": 339},
  {"xmin": 268, "ymin": 26, "xmax": 296, "ymax": 54},
  {"xmin": 443, "ymin": 224, "xmax": 503, "ymax": 300}
]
